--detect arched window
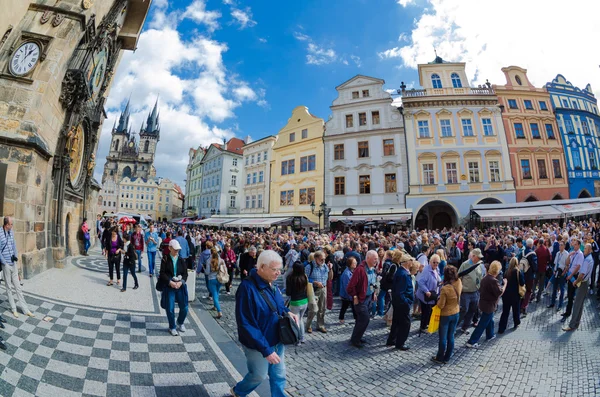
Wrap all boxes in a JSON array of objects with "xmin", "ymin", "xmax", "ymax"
[
  {"xmin": 122, "ymin": 166, "xmax": 132, "ymax": 178},
  {"xmin": 431, "ymin": 74, "xmax": 442, "ymax": 89},
  {"xmin": 515, "ymin": 75, "xmax": 522, "ymax": 85},
  {"xmin": 451, "ymin": 73, "xmax": 462, "ymax": 88},
  {"xmin": 144, "ymin": 140, "xmax": 150, "ymax": 153},
  {"xmin": 114, "ymin": 139, "xmax": 120, "ymax": 151}
]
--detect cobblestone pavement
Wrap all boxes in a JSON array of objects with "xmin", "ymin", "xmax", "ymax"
[
  {"xmin": 0, "ymin": 248, "xmax": 258, "ymax": 397},
  {"xmin": 198, "ymin": 276, "xmax": 600, "ymax": 397}
]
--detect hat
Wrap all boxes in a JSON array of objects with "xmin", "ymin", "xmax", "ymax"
[
  {"xmin": 433, "ymin": 234, "xmax": 440, "ymax": 240},
  {"xmin": 169, "ymin": 239, "xmax": 181, "ymax": 250},
  {"xmin": 472, "ymin": 248, "xmax": 483, "ymax": 258}
]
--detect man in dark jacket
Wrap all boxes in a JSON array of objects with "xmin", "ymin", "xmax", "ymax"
[
  {"xmin": 159, "ymin": 239, "xmax": 189, "ymax": 336},
  {"xmin": 520, "ymin": 238, "xmax": 538, "ymax": 316},
  {"xmin": 534, "ymin": 239, "xmax": 550, "ymax": 302},
  {"xmin": 239, "ymin": 246, "xmax": 258, "ymax": 280},
  {"xmin": 346, "ymin": 250, "xmax": 378, "ymax": 348},
  {"xmin": 386, "ymin": 253, "xmax": 414, "ymax": 350},
  {"xmin": 232, "ymin": 250, "xmax": 298, "ymax": 397}
]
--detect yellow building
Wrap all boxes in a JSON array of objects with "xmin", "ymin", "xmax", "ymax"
[
  {"xmin": 117, "ymin": 177, "xmax": 181, "ymax": 221},
  {"xmin": 270, "ymin": 106, "xmax": 325, "ymax": 225}
]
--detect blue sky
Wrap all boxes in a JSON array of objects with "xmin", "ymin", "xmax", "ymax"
[{"xmin": 96, "ymin": 0, "xmax": 600, "ymax": 188}]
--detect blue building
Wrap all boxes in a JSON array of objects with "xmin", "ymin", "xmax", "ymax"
[{"xmin": 546, "ymin": 75, "xmax": 600, "ymax": 198}]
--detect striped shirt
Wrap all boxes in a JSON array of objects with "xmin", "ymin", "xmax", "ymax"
[{"xmin": 0, "ymin": 228, "xmax": 17, "ymax": 266}]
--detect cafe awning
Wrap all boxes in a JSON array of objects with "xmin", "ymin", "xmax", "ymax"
[
  {"xmin": 194, "ymin": 218, "xmax": 235, "ymax": 226},
  {"xmin": 474, "ymin": 206, "xmax": 563, "ymax": 222},
  {"xmin": 329, "ymin": 213, "xmax": 412, "ymax": 223},
  {"xmin": 553, "ymin": 202, "xmax": 600, "ymax": 217},
  {"xmin": 225, "ymin": 217, "xmax": 292, "ymax": 228}
]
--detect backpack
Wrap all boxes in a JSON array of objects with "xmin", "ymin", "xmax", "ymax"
[
  {"xmin": 217, "ymin": 259, "xmax": 230, "ymax": 284},
  {"xmin": 520, "ymin": 251, "xmax": 535, "ymax": 273}
]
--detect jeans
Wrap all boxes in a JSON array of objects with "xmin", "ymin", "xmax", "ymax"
[
  {"xmin": 289, "ymin": 303, "xmax": 308, "ymax": 342},
  {"xmin": 165, "ymin": 285, "xmax": 188, "ymax": 330},
  {"xmin": 84, "ymin": 238, "xmax": 90, "ymax": 253},
  {"xmin": 233, "ymin": 343, "xmax": 286, "ymax": 397},
  {"xmin": 208, "ymin": 279, "xmax": 222, "ymax": 312},
  {"xmin": 551, "ymin": 274, "xmax": 566, "ymax": 308},
  {"xmin": 387, "ymin": 300, "xmax": 411, "ymax": 348},
  {"xmin": 498, "ymin": 297, "xmax": 520, "ymax": 333},
  {"xmin": 436, "ymin": 313, "xmax": 459, "ymax": 362},
  {"xmin": 467, "ymin": 311, "xmax": 495, "ymax": 345},
  {"xmin": 122, "ymin": 265, "xmax": 138, "ymax": 290},
  {"xmin": 377, "ymin": 290, "xmax": 387, "ymax": 316},
  {"xmin": 339, "ymin": 299, "xmax": 356, "ymax": 320},
  {"xmin": 459, "ymin": 291, "xmax": 479, "ymax": 331},
  {"xmin": 350, "ymin": 299, "xmax": 370, "ymax": 344},
  {"xmin": 136, "ymin": 250, "xmax": 143, "ymax": 272},
  {"xmin": 147, "ymin": 251, "xmax": 157, "ymax": 275}
]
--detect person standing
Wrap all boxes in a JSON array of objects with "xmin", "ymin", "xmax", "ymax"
[
  {"xmin": 549, "ymin": 242, "xmax": 568, "ymax": 310},
  {"xmin": 175, "ymin": 230, "xmax": 190, "ymax": 271},
  {"xmin": 206, "ymin": 248, "xmax": 225, "ymax": 319},
  {"xmin": 231, "ymin": 250, "xmax": 298, "ymax": 397},
  {"xmin": 81, "ymin": 218, "xmax": 91, "ymax": 255},
  {"xmin": 561, "ymin": 238, "xmax": 583, "ymax": 323},
  {"xmin": 458, "ymin": 249, "xmax": 484, "ymax": 334},
  {"xmin": 221, "ymin": 243, "xmax": 237, "ymax": 294},
  {"xmin": 239, "ymin": 246, "xmax": 258, "ymax": 280},
  {"xmin": 339, "ymin": 257, "xmax": 357, "ymax": 324},
  {"xmin": 131, "ymin": 225, "xmax": 144, "ymax": 273},
  {"xmin": 498, "ymin": 257, "xmax": 525, "ymax": 334},
  {"xmin": 0, "ymin": 217, "xmax": 34, "ymax": 318},
  {"xmin": 286, "ymin": 262, "xmax": 309, "ymax": 344},
  {"xmin": 346, "ymin": 250, "xmax": 377, "ymax": 348},
  {"xmin": 534, "ymin": 238, "xmax": 550, "ymax": 303},
  {"xmin": 159, "ymin": 239, "xmax": 188, "ymax": 336},
  {"xmin": 121, "ymin": 234, "xmax": 139, "ymax": 292},
  {"xmin": 305, "ymin": 251, "xmax": 332, "ymax": 334},
  {"xmin": 520, "ymin": 239, "xmax": 538, "ymax": 316},
  {"xmin": 145, "ymin": 224, "xmax": 159, "ymax": 277},
  {"xmin": 416, "ymin": 254, "xmax": 442, "ymax": 332},
  {"xmin": 105, "ymin": 228, "xmax": 123, "ymax": 287},
  {"xmin": 386, "ymin": 253, "xmax": 414, "ymax": 351},
  {"xmin": 433, "ymin": 265, "xmax": 462, "ymax": 364},
  {"xmin": 563, "ymin": 243, "xmax": 594, "ymax": 331}
]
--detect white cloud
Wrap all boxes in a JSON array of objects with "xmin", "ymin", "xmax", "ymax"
[
  {"xmin": 230, "ymin": 7, "xmax": 257, "ymax": 29},
  {"xmin": 258, "ymin": 37, "xmax": 267, "ymax": 43},
  {"xmin": 306, "ymin": 43, "xmax": 337, "ymax": 65},
  {"xmin": 397, "ymin": 0, "xmax": 417, "ymax": 6},
  {"xmin": 378, "ymin": 47, "xmax": 402, "ymax": 59},
  {"xmin": 351, "ymin": 55, "xmax": 362, "ymax": 68},
  {"xmin": 222, "ymin": 0, "xmax": 234, "ymax": 4},
  {"xmin": 181, "ymin": 0, "xmax": 221, "ymax": 33},
  {"xmin": 293, "ymin": 31, "xmax": 311, "ymax": 41},
  {"xmin": 386, "ymin": 0, "xmax": 600, "ymax": 98}
]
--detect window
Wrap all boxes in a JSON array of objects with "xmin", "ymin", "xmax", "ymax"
[
  {"xmin": 590, "ymin": 150, "xmax": 597, "ymax": 169},
  {"xmin": 545, "ymin": 124, "xmax": 555, "ymax": 139},
  {"xmin": 251, "ymin": 195, "xmax": 256, "ymax": 208},
  {"xmin": 251, "ymin": 155, "xmax": 255, "ymax": 164},
  {"xmin": 385, "ymin": 174, "xmax": 397, "ymax": 193},
  {"xmin": 299, "ymin": 187, "xmax": 315, "ymax": 205},
  {"xmin": 334, "ymin": 144, "xmax": 344, "ymax": 160},
  {"xmin": 372, "ymin": 111, "xmax": 380, "ymax": 125},
  {"xmin": 346, "ymin": 114, "xmax": 353, "ymax": 128},
  {"xmin": 508, "ymin": 99, "xmax": 518, "ymax": 109},
  {"xmin": 552, "ymin": 159, "xmax": 562, "ymax": 178},
  {"xmin": 245, "ymin": 156, "xmax": 249, "ymax": 165},
  {"xmin": 583, "ymin": 120, "xmax": 590, "ymax": 135},
  {"xmin": 359, "ymin": 112, "xmax": 367, "ymax": 126},
  {"xmin": 259, "ymin": 171, "xmax": 264, "ymax": 182},
  {"xmin": 246, "ymin": 174, "xmax": 251, "ymax": 185},
  {"xmin": 252, "ymin": 172, "xmax": 257, "ymax": 184},
  {"xmin": 264, "ymin": 151, "xmax": 268, "ymax": 160},
  {"xmin": 440, "ymin": 120, "xmax": 452, "ymax": 137},
  {"xmin": 358, "ymin": 141, "xmax": 369, "ymax": 158},
  {"xmin": 231, "ymin": 175, "xmax": 236, "ymax": 186},
  {"xmin": 562, "ymin": 99, "xmax": 569, "ymax": 108},
  {"xmin": 446, "ymin": 162, "xmax": 458, "ymax": 184},
  {"xmin": 334, "ymin": 177, "xmax": 345, "ymax": 195},
  {"xmin": 564, "ymin": 118, "xmax": 574, "ymax": 134},
  {"xmin": 451, "ymin": 73, "xmax": 462, "ymax": 88},
  {"xmin": 258, "ymin": 194, "xmax": 263, "ymax": 208},
  {"xmin": 359, "ymin": 175, "xmax": 371, "ymax": 194},
  {"xmin": 352, "ymin": 91, "xmax": 359, "ymax": 99},
  {"xmin": 462, "ymin": 119, "xmax": 474, "ymax": 136},
  {"xmin": 166, "ymin": 197, "xmax": 169, "ymax": 202},
  {"xmin": 431, "ymin": 73, "xmax": 442, "ymax": 89},
  {"xmin": 383, "ymin": 139, "xmax": 395, "ymax": 156},
  {"xmin": 482, "ymin": 118, "xmax": 494, "ymax": 136},
  {"xmin": 280, "ymin": 190, "xmax": 294, "ymax": 206},
  {"xmin": 300, "ymin": 155, "xmax": 316, "ymax": 172},
  {"xmin": 531, "ymin": 123, "xmax": 541, "ymax": 139},
  {"xmin": 245, "ymin": 196, "xmax": 250, "ymax": 209},
  {"xmin": 302, "ymin": 129, "xmax": 308, "ymax": 139},
  {"xmin": 281, "ymin": 159, "xmax": 295, "ymax": 175},
  {"xmin": 572, "ymin": 100, "xmax": 578, "ymax": 109},
  {"xmin": 233, "ymin": 158, "xmax": 238, "ymax": 166},
  {"xmin": 289, "ymin": 132, "xmax": 295, "ymax": 142},
  {"xmin": 418, "ymin": 120, "xmax": 430, "ymax": 138},
  {"xmin": 515, "ymin": 75, "xmax": 522, "ymax": 85},
  {"xmin": 257, "ymin": 152, "xmax": 261, "ymax": 162},
  {"xmin": 521, "ymin": 159, "xmax": 532, "ymax": 179},
  {"xmin": 524, "ymin": 100, "xmax": 533, "ymax": 110},
  {"xmin": 539, "ymin": 101, "xmax": 548, "ymax": 111},
  {"xmin": 423, "ymin": 164, "xmax": 435, "ymax": 185},
  {"xmin": 537, "ymin": 159, "xmax": 548, "ymax": 178},
  {"xmin": 515, "ymin": 123, "xmax": 525, "ymax": 138},
  {"xmin": 362, "ymin": 90, "xmax": 370, "ymax": 97},
  {"xmin": 468, "ymin": 162, "xmax": 480, "ymax": 183}
]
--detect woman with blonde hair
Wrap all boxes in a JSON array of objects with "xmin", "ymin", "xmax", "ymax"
[
  {"xmin": 436, "ymin": 249, "xmax": 447, "ymax": 279},
  {"xmin": 433, "ymin": 265, "xmax": 462, "ymax": 364},
  {"xmin": 498, "ymin": 257, "xmax": 525, "ymax": 333},
  {"xmin": 205, "ymin": 247, "xmax": 226, "ymax": 319}
]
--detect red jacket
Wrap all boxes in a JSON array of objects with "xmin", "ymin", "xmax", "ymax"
[
  {"xmin": 535, "ymin": 245, "xmax": 550, "ymax": 274},
  {"xmin": 221, "ymin": 249, "xmax": 237, "ymax": 269},
  {"xmin": 346, "ymin": 262, "xmax": 368, "ymax": 303},
  {"xmin": 131, "ymin": 232, "xmax": 144, "ymax": 251}
]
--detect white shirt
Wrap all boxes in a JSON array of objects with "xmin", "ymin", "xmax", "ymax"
[
  {"xmin": 580, "ymin": 254, "xmax": 594, "ymax": 283},
  {"xmin": 554, "ymin": 250, "xmax": 568, "ymax": 270}
]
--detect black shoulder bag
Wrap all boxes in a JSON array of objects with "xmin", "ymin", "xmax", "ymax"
[{"xmin": 250, "ymin": 277, "xmax": 300, "ymax": 346}]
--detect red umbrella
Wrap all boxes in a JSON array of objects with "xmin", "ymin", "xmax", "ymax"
[{"xmin": 118, "ymin": 217, "xmax": 136, "ymax": 224}]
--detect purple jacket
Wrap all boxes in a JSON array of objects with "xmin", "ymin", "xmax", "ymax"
[{"xmin": 416, "ymin": 265, "xmax": 441, "ymax": 303}]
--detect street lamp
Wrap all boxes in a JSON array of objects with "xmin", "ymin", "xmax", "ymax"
[
  {"xmin": 210, "ymin": 208, "xmax": 215, "ymax": 216},
  {"xmin": 311, "ymin": 201, "xmax": 330, "ymax": 234}
]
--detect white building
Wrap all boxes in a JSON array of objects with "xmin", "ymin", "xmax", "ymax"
[
  {"xmin": 199, "ymin": 138, "xmax": 245, "ymax": 218},
  {"xmin": 241, "ymin": 136, "xmax": 277, "ymax": 214},
  {"xmin": 324, "ymin": 75, "xmax": 410, "ymax": 225},
  {"xmin": 98, "ymin": 178, "xmax": 119, "ymax": 215},
  {"xmin": 185, "ymin": 147, "xmax": 205, "ymax": 216}
]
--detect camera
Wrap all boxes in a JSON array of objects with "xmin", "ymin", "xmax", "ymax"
[{"xmin": 11, "ymin": 255, "xmax": 18, "ymax": 263}]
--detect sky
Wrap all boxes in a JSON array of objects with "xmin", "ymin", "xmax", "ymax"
[{"xmin": 95, "ymin": 0, "xmax": 600, "ymax": 188}]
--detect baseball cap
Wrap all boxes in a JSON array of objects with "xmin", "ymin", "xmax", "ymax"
[
  {"xmin": 169, "ymin": 240, "xmax": 181, "ymax": 250},
  {"xmin": 471, "ymin": 248, "xmax": 484, "ymax": 258}
]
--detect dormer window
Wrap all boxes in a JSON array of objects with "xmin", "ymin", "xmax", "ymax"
[
  {"xmin": 431, "ymin": 74, "xmax": 442, "ymax": 89},
  {"xmin": 515, "ymin": 75, "xmax": 522, "ymax": 85},
  {"xmin": 352, "ymin": 91, "xmax": 359, "ymax": 99},
  {"xmin": 362, "ymin": 90, "xmax": 370, "ymax": 97},
  {"xmin": 451, "ymin": 73, "xmax": 462, "ymax": 88}
]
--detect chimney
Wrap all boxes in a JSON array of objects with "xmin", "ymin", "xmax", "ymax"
[
  {"xmin": 244, "ymin": 135, "xmax": 252, "ymax": 144},
  {"xmin": 222, "ymin": 138, "xmax": 227, "ymax": 150}
]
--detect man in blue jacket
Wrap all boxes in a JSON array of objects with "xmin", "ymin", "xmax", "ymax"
[
  {"xmin": 232, "ymin": 250, "xmax": 298, "ymax": 397},
  {"xmin": 386, "ymin": 253, "xmax": 414, "ymax": 351}
]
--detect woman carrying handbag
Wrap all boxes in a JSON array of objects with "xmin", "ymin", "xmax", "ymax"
[
  {"xmin": 498, "ymin": 257, "xmax": 525, "ymax": 334},
  {"xmin": 286, "ymin": 262, "xmax": 309, "ymax": 344}
]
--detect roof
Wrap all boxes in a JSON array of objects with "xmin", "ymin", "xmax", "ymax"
[
  {"xmin": 226, "ymin": 137, "xmax": 245, "ymax": 154},
  {"xmin": 335, "ymin": 74, "xmax": 385, "ymax": 90}
]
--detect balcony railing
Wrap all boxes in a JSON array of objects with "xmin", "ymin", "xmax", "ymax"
[{"xmin": 402, "ymin": 87, "xmax": 495, "ymax": 98}]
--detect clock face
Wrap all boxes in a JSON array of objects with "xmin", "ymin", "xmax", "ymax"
[
  {"xmin": 129, "ymin": 142, "xmax": 134, "ymax": 148},
  {"xmin": 88, "ymin": 49, "xmax": 108, "ymax": 100},
  {"xmin": 9, "ymin": 42, "xmax": 41, "ymax": 77}
]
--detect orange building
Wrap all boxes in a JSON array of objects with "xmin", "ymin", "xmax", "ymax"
[{"xmin": 495, "ymin": 66, "xmax": 569, "ymax": 202}]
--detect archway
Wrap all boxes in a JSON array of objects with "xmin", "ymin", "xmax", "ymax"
[
  {"xmin": 415, "ymin": 200, "xmax": 458, "ymax": 230},
  {"xmin": 525, "ymin": 195, "xmax": 538, "ymax": 202},
  {"xmin": 578, "ymin": 189, "xmax": 591, "ymax": 198},
  {"xmin": 122, "ymin": 166, "xmax": 132, "ymax": 179},
  {"xmin": 478, "ymin": 198, "xmax": 501, "ymax": 205},
  {"xmin": 552, "ymin": 194, "xmax": 563, "ymax": 200},
  {"xmin": 65, "ymin": 213, "xmax": 71, "ymax": 256}
]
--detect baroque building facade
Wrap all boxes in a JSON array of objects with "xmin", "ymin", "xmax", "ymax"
[
  {"xmin": 401, "ymin": 57, "xmax": 516, "ymax": 229},
  {"xmin": 495, "ymin": 66, "xmax": 569, "ymax": 202},
  {"xmin": 324, "ymin": 75, "xmax": 410, "ymax": 225},
  {"xmin": 184, "ymin": 146, "xmax": 206, "ymax": 216},
  {"xmin": 0, "ymin": 0, "xmax": 151, "ymax": 277},
  {"xmin": 545, "ymin": 75, "xmax": 600, "ymax": 198},
  {"xmin": 241, "ymin": 135, "xmax": 277, "ymax": 214}
]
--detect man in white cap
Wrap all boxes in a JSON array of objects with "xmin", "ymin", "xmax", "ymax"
[
  {"xmin": 159, "ymin": 239, "xmax": 189, "ymax": 336},
  {"xmin": 457, "ymin": 248, "xmax": 484, "ymax": 334}
]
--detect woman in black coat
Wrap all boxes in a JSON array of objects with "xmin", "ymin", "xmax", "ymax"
[
  {"xmin": 105, "ymin": 227, "xmax": 123, "ymax": 286},
  {"xmin": 498, "ymin": 257, "xmax": 525, "ymax": 334},
  {"xmin": 121, "ymin": 234, "xmax": 139, "ymax": 292}
]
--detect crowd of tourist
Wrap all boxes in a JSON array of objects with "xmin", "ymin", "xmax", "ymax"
[{"xmin": 95, "ymin": 215, "xmax": 599, "ymax": 396}]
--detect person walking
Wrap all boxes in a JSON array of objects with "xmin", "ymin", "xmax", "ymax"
[
  {"xmin": 145, "ymin": 224, "xmax": 159, "ymax": 277},
  {"xmin": 221, "ymin": 243, "xmax": 237, "ymax": 294},
  {"xmin": 105, "ymin": 228, "xmax": 123, "ymax": 287},
  {"xmin": 563, "ymin": 243, "xmax": 593, "ymax": 331},
  {"xmin": 231, "ymin": 250, "xmax": 298, "ymax": 397},
  {"xmin": 131, "ymin": 225, "xmax": 144, "ymax": 273},
  {"xmin": 549, "ymin": 241, "xmax": 568, "ymax": 310},
  {"xmin": 0, "ymin": 217, "xmax": 34, "ymax": 318},
  {"xmin": 286, "ymin": 262, "xmax": 308, "ymax": 344},
  {"xmin": 416, "ymin": 254, "xmax": 442, "ymax": 332},
  {"xmin": 206, "ymin": 247, "xmax": 225, "ymax": 319},
  {"xmin": 432, "ymin": 265, "xmax": 462, "ymax": 364},
  {"xmin": 121, "ymin": 234, "xmax": 139, "ymax": 292},
  {"xmin": 174, "ymin": 230, "xmax": 190, "ymax": 271},
  {"xmin": 81, "ymin": 218, "xmax": 91, "ymax": 255},
  {"xmin": 386, "ymin": 253, "xmax": 414, "ymax": 351},
  {"xmin": 458, "ymin": 249, "xmax": 484, "ymax": 334},
  {"xmin": 346, "ymin": 250, "xmax": 378, "ymax": 348},
  {"xmin": 339, "ymin": 257, "xmax": 357, "ymax": 324},
  {"xmin": 239, "ymin": 246, "xmax": 258, "ymax": 280},
  {"xmin": 498, "ymin": 257, "xmax": 525, "ymax": 333},
  {"xmin": 305, "ymin": 251, "xmax": 332, "ymax": 334},
  {"xmin": 466, "ymin": 261, "xmax": 505, "ymax": 348},
  {"xmin": 159, "ymin": 239, "xmax": 188, "ymax": 336},
  {"xmin": 561, "ymin": 238, "xmax": 583, "ymax": 323},
  {"xmin": 534, "ymin": 238, "xmax": 550, "ymax": 303},
  {"xmin": 520, "ymin": 239, "xmax": 538, "ymax": 316}
]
